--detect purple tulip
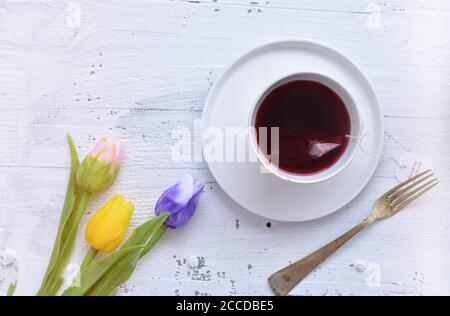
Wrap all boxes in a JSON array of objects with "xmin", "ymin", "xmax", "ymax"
[{"xmin": 155, "ymin": 175, "xmax": 204, "ymax": 229}]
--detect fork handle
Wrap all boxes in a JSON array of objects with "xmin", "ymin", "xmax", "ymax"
[{"xmin": 269, "ymin": 217, "xmax": 375, "ymax": 296}]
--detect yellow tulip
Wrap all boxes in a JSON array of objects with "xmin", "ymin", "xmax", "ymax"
[{"xmin": 86, "ymin": 195, "xmax": 134, "ymax": 253}]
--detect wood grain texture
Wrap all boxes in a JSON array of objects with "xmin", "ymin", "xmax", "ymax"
[{"xmin": 0, "ymin": 0, "xmax": 449, "ymax": 296}]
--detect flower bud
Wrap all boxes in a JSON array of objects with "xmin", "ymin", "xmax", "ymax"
[
  {"xmin": 77, "ymin": 137, "xmax": 125, "ymax": 193},
  {"xmin": 155, "ymin": 175, "xmax": 204, "ymax": 229},
  {"xmin": 86, "ymin": 195, "xmax": 134, "ymax": 253}
]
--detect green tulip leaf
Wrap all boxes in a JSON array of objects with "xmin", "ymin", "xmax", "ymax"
[
  {"xmin": 7, "ymin": 282, "xmax": 17, "ymax": 296},
  {"xmin": 47, "ymin": 190, "xmax": 90, "ymax": 295},
  {"xmin": 83, "ymin": 213, "xmax": 169, "ymax": 296},
  {"xmin": 121, "ymin": 212, "xmax": 169, "ymax": 249},
  {"xmin": 37, "ymin": 134, "xmax": 80, "ymax": 296},
  {"xmin": 140, "ymin": 224, "xmax": 166, "ymax": 259},
  {"xmin": 85, "ymin": 247, "xmax": 142, "ymax": 296}
]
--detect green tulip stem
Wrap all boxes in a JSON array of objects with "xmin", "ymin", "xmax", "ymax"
[{"xmin": 80, "ymin": 247, "xmax": 98, "ymax": 271}]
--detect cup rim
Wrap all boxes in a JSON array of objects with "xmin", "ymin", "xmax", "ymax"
[{"xmin": 248, "ymin": 72, "xmax": 361, "ymax": 184}]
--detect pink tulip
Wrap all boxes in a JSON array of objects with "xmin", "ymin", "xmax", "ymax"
[{"xmin": 77, "ymin": 137, "xmax": 125, "ymax": 193}]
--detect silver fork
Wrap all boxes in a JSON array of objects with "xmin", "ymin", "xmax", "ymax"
[{"xmin": 268, "ymin": 169, "xmax": 438, "ymax": 296}]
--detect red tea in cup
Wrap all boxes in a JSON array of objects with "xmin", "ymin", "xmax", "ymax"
[{"xmin": 254, "ymin": 79, "xmax": 351, "ymax": 175}]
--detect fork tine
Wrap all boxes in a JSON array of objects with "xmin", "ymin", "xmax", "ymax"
[
  {"xmin": 390, "ymin": 173, "xmax": 434, "ymax": 202},
  {"xmin": 385, "ymin": 169, "xmax": 431, "ymax": 197},
  {"xmin": 392, "ymin": 178, "xmax": 438, "ymax": 206},
  {"xmin": 394, "ymin": 180, "xmax": 438, "ymax": 211}
]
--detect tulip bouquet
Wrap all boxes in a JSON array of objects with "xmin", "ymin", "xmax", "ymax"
[
  {"xmin": 37, "ymin": 135, "xmax": 203, "ymax": 296},
  {"xmin": 37, "ymin": 135, "xmax": 124, "ymax": 296}
]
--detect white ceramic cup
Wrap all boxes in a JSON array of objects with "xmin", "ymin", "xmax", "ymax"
[{"xmin": 249, "ymin": 73, "xmax": 361, "ymax": 184}]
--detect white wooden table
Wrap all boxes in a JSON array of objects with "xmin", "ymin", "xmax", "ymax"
[{"xmin": 1, "ymin": 0, "xmax": 449, "ymax": 296}]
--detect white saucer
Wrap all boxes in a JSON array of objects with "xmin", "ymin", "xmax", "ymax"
[{"xmin": 202, "ymin": 40, "xmax": 384, "ymax": 222}]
